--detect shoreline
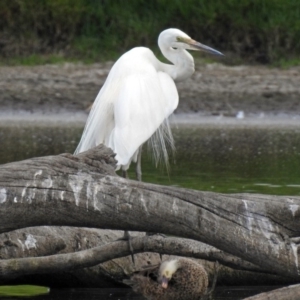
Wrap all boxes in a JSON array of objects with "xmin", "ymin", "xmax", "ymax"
[{"xmin": 1, "ymin": 110, "xmax": 300, "ymax": 129}]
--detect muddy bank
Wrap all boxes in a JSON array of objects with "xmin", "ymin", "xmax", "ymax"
[{"xmin": 0, "ymin": 62, "xmax": 300, "ymax": 116}]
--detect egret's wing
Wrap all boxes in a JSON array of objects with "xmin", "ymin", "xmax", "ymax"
[
  {"xmin": 109, "ymin": 70, "xmax": 178, "ymax": 167},
  {"xmin": 74, "ymin": 64, "xmax": 120, "ymax": 154},
  {"xmin": 157, "ymin": 72, "xmax": 179, "ymax": 116},
  {"xmin": 75, "ymin": 47, "xmax": 179, "ymax": 170},
  {"xmin": 147, "ymin": 72, "xmax": 178, "ymax": 169},
  {"xmin": 74, "ymin": 100, "xmax": 112, "ymax": 154}
]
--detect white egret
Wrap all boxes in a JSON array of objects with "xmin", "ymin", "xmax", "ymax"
[
  {"xmin": 74, "ymin": 28, "xmax": 223, "ymax": 262},
  {"xmin": 75, "ymin": 28, "xmax": 223, "ymax": 177}
]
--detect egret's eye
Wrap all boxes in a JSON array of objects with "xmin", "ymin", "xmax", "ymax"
[
  {"xmin": 176, "ymin": 36, "xmax": 185, "ymax": 42},
  {"xmin": 171, "ymin": 47, "xmax": 177, "ymax": 50}
]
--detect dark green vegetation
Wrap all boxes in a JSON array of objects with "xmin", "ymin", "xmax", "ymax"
[
  {"xmin": 1, "ymin": 0, "xmax": 300, "ymax": 65},
  {"xmin": 0, "ymin": 285, "xmax": 49, "ymax": 297}
]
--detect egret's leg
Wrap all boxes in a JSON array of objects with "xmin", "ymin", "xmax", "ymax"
[{"xmin": 135, "ymin": 145, "xmax": 143, "ymax": 182}]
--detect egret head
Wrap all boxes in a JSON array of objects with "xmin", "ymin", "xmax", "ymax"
[
  {"xmin": 158, "ymin": 28, "xmax": 223, "ymax": 56},
  {"xmin": 158, "ymin": 259, "xmax": 179, "ymax": 289}
]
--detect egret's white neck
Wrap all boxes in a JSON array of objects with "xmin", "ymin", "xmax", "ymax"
[{"xmin": 159, "ymin": 44, "xmax": 195, "ymax": 82}]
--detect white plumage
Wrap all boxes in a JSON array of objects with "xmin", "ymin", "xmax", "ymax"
[{"xmin": 75, "ymin": 28, "xmax": 223, "ymax": 171}]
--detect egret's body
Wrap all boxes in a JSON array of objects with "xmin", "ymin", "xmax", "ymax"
[
  {"xmin": 75, "ymin": 29, "xmax": 223, "ymax": 172},
  {"xmin": 75, "ymin": 46, "xmax": 177, "ymax": 171}
]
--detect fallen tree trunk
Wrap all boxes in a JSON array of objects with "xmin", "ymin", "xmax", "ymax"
[{"xmin": 0, "ymin": 145, "xmax": 300, "ymax": 281}]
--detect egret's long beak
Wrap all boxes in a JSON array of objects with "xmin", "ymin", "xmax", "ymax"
[
  {"xmin": 189, "ymin": 39, "xmax": 224, "ymax": 56},
  {"xmin": 161, "ymin": 276, "xmax": 169, "ymax": 289},
  {"xmin": 179, "ymin": 37, "xmax": 224, "ymax": 56}
]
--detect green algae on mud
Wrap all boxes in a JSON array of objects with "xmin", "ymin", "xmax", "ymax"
[{"xmin": 0, "ymin": 285, "xmax": 49, "ymax": 297}]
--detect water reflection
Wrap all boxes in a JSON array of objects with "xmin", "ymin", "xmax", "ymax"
[{"xmin": 138, "ymin": 124, "xmax": 300, "ymax": 195}]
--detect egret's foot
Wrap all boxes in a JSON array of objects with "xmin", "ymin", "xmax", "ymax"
[{"xmin": 117, "ymin": 230, "xmax": 135, "ymax": 264}]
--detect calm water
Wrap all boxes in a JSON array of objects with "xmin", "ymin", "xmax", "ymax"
[
  {"xmin": 140, "ymin": 123, "xmax": 300, "ymax": 195},
  {"xmin": 0, "ymin": 119, "xmax": 300, "ymax": 196},
  {"xmin": 0, "ymin": 117, "xmax": 299, "ymax": 300}
]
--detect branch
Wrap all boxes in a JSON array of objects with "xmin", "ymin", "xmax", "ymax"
[{"xmin": 1, "ymin": 234, "xmax": 272, "ymax": 280}]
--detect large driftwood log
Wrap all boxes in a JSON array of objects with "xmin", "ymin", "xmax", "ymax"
[{"xmin": 0, "ymin": 145, "xmax": 300, "ymax": 281}]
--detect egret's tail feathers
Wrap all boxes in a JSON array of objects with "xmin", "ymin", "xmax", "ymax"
[
  {"xmin": 147, "ymin": 117, "xmax": 175, "ymax": 173},
  {"xmin": 74, "ymin": 99, "xmax": 113, "ymax": 155},
  {"xmin": 74, "ymin": 131, "xmax": 96, "ymax": 155}
]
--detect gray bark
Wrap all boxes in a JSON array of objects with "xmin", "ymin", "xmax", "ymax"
[
  {"xmin": 0, "ymin": 145, "xmax": 299, "ymax": 281},
  {"xmin": 1, "ymin": 226, "xmax": 292, "ymax": 287},
  {"xmin": 0, "ymin": 226, "xmax": 161, "ymax": 287},
  {"xmin": 0, "ymin": 231, "xmax": 267, "ymax": 279},
  {"xmin": 244, "ymin": 284, "xmax": 300, "ymax": 300}
]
